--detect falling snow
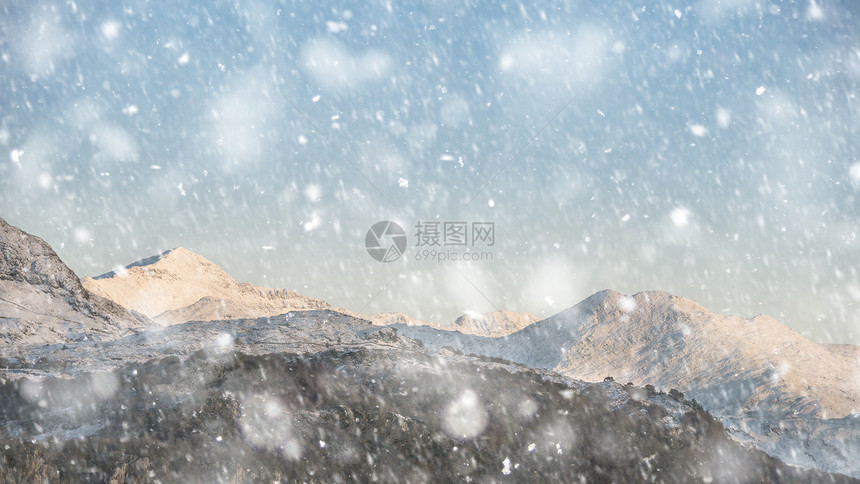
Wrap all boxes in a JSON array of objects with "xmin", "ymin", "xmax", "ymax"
[{"xmin": 0, "ymin": 0, "xmax": 858, "ymax": 479}]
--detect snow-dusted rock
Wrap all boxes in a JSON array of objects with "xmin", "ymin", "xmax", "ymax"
[
  {"xmin": 393, "ymin": 289, "xmax": 860, "ymax": 478},
  {"xmin": 0, "ymin": 217, "xmax": 151, "ymax": 348}
]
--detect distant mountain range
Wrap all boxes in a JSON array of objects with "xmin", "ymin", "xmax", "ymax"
[
  {"xmin": 82, "ymin": 247, "xmax": 538, "ymax": 335},
  {"xmin": 1, "ymin": 217, "xmax": 858, "ymax": 480}
]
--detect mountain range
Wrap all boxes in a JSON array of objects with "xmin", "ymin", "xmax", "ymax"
[
  {"xmin": 394, "ymin": 289, "xmax": 859, "ymax": 416},
  {"xmin": 81, "ymin": 246, "xmax": 539, "ymax": 335},
  {"xmin": 0, "ymin": 216, "xmax": 858, "ymax": 481},
  {"xmin": 393, "ymin": 289, "xmax": 860, "ymax": 477}
]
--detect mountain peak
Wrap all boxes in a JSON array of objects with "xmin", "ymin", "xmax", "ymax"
[
  {"xmin": 160, "ymin": 246, "xmax": 208, "ymax": 264},
  {"xmin": 83, "ymin": 248, "xmax": 330, "ymax": 324},
  {"xmin": 0, "ymin": 216, "xmax": 86, "ymax": 297},
  {"xmin": 560, "ymin": 289, "xmax": 712, "ymax": 328},
  {"xmin": 91, "ymin": 246, "xmax": 222, "ymax": 280}
]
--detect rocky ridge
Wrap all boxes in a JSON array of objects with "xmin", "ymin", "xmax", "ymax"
[
  {"xmin": 0, "ymin": 217, "xmax": 151, "ymax": 348},
  {"xmin": 1, "ymin": 310, "xmax": 851, "ymax": 483}
]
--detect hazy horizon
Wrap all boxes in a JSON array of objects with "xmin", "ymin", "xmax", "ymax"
[{"xmin": 1, "ymin": 0, "xmax": 858, "ymax": 344}]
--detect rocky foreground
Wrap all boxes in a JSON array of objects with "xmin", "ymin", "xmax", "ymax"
[{"xmin": 0, "ymin": 310, "xmax": 852, "ymax": 483}]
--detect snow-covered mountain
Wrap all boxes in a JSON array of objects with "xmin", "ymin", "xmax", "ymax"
[
  {"xmin": 0, "ymin": 217, "xmax": 151, "ymax": 347},
  {"xmin": 4, "ymin": 221, "xmax": 858, "ymax": 478},
  {"xmin": 80, "ymin": 247, "xmax": 860, "ymax": 476},
  {"xmin": 393, "ymin": 289, "xmax": 860, "ymax": 477},
  {"xmin": 82, "ymin": 247, "xmax": 333, "ymax": 325},
  {"xmin": 396, "ymin": 289, "xmax": 859, "ymax": 418}
]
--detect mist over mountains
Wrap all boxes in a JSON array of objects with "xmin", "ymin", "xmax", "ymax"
[{"xmin": 1, "ymin": 217, "xmax": 858, "ymax": 481}]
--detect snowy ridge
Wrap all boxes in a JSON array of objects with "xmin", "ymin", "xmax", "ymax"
[
  {"xmin": 393, "ymin": 289, "xmax": 860, "ymax": 478},
  {"xmin": 90, "ymin": 249, "xmax": 171, "ymax": 279}
]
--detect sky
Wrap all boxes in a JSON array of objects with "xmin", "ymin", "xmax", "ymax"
[{"xmin": 1, "ymin": 0, "xmax": 858, "ymax": 344}]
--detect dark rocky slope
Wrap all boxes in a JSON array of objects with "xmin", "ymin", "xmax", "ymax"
[
  {"xmin": 1, "ymin": 349, "xmax": 851, "ymax": 483},
  {"xmin": 0, "ymin": 310, "xmax": 855, "ymax": 483}
]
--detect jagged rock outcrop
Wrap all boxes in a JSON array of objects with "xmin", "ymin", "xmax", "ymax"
[
  {"xmin": 0, "ymin": 217, "xmax": 151, "ymax": 347},
  {"xmin": 0, "ymin": 219, "xmax": 88, "ymax": 299}
]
